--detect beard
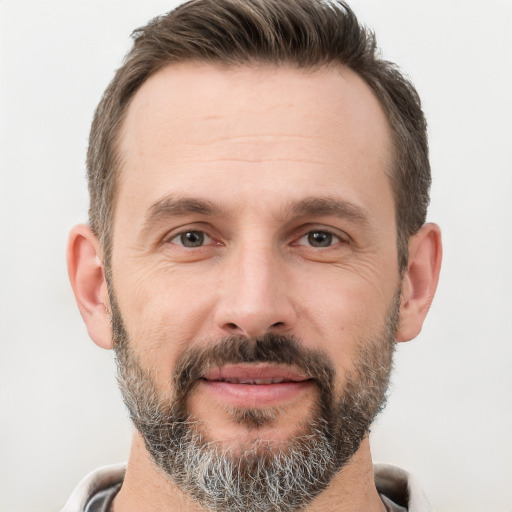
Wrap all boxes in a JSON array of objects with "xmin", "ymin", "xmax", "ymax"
[{"xmin": 111, "ymin": 294, "xmax": 399, "ymax": 512}]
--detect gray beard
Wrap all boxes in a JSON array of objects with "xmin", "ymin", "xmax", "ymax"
[{"xmin": 112, "ymin": 297, "xmax": 398, "ymax": 512}]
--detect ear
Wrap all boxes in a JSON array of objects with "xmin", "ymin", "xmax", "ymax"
[
  {"xmin": 396, "ymin": 223, "xmax": 442, "ymax": 343},
  {"xmin": 67, "ymin": 224, "xmax": 113, "ymax": 349}
]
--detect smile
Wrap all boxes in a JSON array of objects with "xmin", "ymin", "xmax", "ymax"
[
  {"xmin": 202, "ymin": 364, "xmax": 311, "ymax": 383},
  {"xmin": 199, "ymin": 364, "xmax": 314, "ymax": 407},
  {"xmin": 206, "ymin": 377, "xmax": 296, "ymax": 385}
]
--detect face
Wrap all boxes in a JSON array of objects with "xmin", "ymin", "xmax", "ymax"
[{"xmin": 109, "ymin": 63, "xmax": 401, "ymax": 508}]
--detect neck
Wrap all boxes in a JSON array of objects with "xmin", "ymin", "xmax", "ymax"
[{"xmin": 112, "ymin": 432, "xmax": 385, "ymax": 512}]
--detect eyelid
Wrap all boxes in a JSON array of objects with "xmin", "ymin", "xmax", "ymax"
[
  {"xmin": 162, "ymin": 224, "xmax": 218, "ymax": 246},
  {"xmin": 169, "ymin": 231, "xmax": 213, "ymax": 246},
  {"xmin": 292, "ymin": 226, "xmax": 350, "ymax": 247},
  {"xmin": 295, "ymin": 232, "xmax": 339, "ymax": 247}
]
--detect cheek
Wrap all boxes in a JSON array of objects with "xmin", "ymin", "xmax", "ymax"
[
  {"xmin": 113, "ymin": 266, "xmax": 217, "ymax": 379},
  {"xmin": 296, "ymin": 266, "xmax": 397, "ymax": 373}
]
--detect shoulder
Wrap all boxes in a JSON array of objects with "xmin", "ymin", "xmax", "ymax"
[
  {"xmin": 60, "ymin": 464, "xmax": 126, "ymax": 512},
  {"xmin": 374, "ymin": 463, "xmax": 433, "ymax": 512}
]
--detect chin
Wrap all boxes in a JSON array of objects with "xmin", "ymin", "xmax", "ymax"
[{"xmin": 190, "ymin": 400, "xmax": 318, "ymax": 454}]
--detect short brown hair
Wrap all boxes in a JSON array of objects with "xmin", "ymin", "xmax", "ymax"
[{"xmin": 87, "ymin": 0, "xmax": 430, "ymax": 271}]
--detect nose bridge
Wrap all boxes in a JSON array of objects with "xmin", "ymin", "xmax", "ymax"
[{"xmin": 214, "ymin": 236, "xmax": 296, "ymax": 337}]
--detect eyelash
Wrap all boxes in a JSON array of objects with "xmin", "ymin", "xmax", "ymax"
[
  {"xmin": 294, "ymin": 230, "xmax": 345, "ymax": 248},
  {"xmin": 168, "ymin": 230, "xmax": 215, "ymax": 248},
  {"xmin": 165, "ymin": 227, "xmax": 347, "ymax": 249}
]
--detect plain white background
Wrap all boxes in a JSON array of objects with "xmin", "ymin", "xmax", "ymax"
[{"xmin": 1, "ymin": 1, "xmax": 511, "ymax": 511}]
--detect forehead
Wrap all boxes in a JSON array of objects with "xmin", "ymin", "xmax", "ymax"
[{"xmin": 116, "ymin": 62, "xmax": 393, "ymax": 224}]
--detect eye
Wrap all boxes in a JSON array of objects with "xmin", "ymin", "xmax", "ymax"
[
  {"xmin": 169, "ymin": 230, "xmax": 213, "ymax": 248},
  {"xmin": 296, "ymin": 230, "xmax": 342, "ymax": 248}
]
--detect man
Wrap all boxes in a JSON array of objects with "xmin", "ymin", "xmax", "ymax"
[{"xmin": 64, "ymin": 0, "xmax": 442, "ymax": 510}]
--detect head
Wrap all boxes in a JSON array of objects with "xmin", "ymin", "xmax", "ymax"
[
  {"xmin": 87, "ymin": 0, "xmax": 430, "ymax": 274},
  {"xmin": 68, "ymin": 1, "xmax": 442, "ymax": 511}
]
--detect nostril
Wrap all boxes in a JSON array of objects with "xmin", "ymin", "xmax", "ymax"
[
  {"xmin": 271, "ymin": 322, "xmax": 284, "ymax": 328},
  {"xmin": 226, "ymin": 322, "xmax": 239, "ymax": 330}
]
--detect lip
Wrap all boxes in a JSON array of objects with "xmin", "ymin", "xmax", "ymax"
[
  {"xmin": 200, "ymin": 364, "xmax": 314, "ymax": 407},
  {"xmin": 204, "ymin": 364, "xmax": 310, "ymax": 382}
]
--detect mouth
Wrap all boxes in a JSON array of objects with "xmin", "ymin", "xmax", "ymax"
[
  {"xmin": 203, "ymin": 364, "xmax": 310, "ymax": 382},
  {"xmin": 207, "ymin": 377, "xmax": 300, "ymax": 384},
  {"xmin": 199, "ymin": 364, "xmax": 314, "ymax": 407}
]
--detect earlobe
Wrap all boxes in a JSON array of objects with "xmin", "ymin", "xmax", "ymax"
[
  {"xmin": 396, "ymin": 223, "xmax": 442, "ymax": 343},
  {"xmin": 67, "ymin": 224, "xmax": 113, "ymax": 349}
]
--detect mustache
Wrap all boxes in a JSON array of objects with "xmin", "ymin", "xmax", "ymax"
[{"xmin": 173, "ymin": 333, "xmax": 336, "ymax": 397}]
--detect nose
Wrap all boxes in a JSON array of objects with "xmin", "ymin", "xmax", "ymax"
[{"xmin": 213, "ymin": 243, "xmax": 298, "ymax": 338}]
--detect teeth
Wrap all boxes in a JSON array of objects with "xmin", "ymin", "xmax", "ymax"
[{"xmin": 221, "ymin": 378, "xmax": 288, "ymax": 384}]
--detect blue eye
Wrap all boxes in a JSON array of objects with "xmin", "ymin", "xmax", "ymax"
[{"xmin": 170, "ymin": 231, "xmax": 212, "ymax": 247}]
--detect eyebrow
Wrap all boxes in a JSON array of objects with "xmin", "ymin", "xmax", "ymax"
[
  {"xmin": 142, "ymin": 194, "xmax": 369, "ymax": 234},
  {"xmin": 288, "ymin": 197, "xmax": 369, "ymax": 224},
  {"xmin": 143, "ymin": 196, "xmax": 227, "ymax": 231}
]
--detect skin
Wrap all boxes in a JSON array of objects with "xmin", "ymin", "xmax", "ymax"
[{"xmin": 68, "ymin": 63, "xmax": 442, "ymax": 511}]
